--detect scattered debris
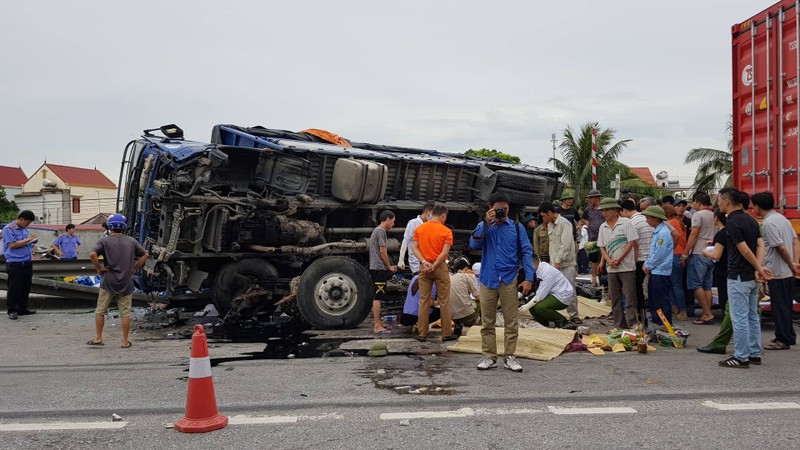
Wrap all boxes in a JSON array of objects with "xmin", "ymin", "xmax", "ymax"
[
  {"xmin": 400, "ymin": 419, "xmax": 410, "ymax": 426},
  {"xmin": 111, "ymin": 413, "xmax": 123, "ymax": 422}
]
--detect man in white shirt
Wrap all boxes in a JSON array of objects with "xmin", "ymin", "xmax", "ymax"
[
  {"xmin": 518, "ymin": 257, "xmax": 576, "ymax": 329},
  {"xmin": 621, "ymin": 199, "xmax": 653, "ymax": 326},
  {"xmin": 597, "ymin": 198, "xmax": 640, "ymax": 328},
  {"xmin": 398, "ymin": 203, "xmax": 435, "ymax": 274}
]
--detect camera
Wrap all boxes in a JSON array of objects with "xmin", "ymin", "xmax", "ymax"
[{"xmin": 494, "ymin": 207, "xmax": 506, "ymax": 220}]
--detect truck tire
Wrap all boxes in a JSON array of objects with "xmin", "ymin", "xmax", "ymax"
[
  {"xmin": 297, "ymin": 256, "xmax": 373, "ymax": 329},
  {"xmin": 495, "ymin": 170, "xmax": 548, "ymax": 192},
  {"xmin": 553, "ymin": 181, "xmax": 565, "ymax": 200},
  {"xmin": 493, "ymin": 186, "xmax": 545, "ymax": 208},
  {"xmin": 212, "ymin": 259, "xmax": 279, "ymax": 316}
]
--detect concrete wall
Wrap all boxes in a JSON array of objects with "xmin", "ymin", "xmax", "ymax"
[
  {"xmin": 28, "ymin": 224, "xmax": 106, "ymax": 259},
  {"xmin": 14, "ymin": 190, "xmax": 71, "ymax": 225},
  {"xmin": 69, "ymin": 186, "xmax": 117, "ymax": 223},
  {"xmin": 23, "ymin": 166, "xmax": 67, "ymax": 192},
  {"xmin": 2, "ymin": 186, "xmax": 22, "ymax": 200}
]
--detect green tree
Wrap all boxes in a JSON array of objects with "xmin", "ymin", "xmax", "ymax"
[
  {"xmin": 550, "ymin": 122, "xmax": 632, "ymax": 207},
  {"xmin": 684, "ymin": 122, "xmax": 733, "ymax": 192},
  {"xmin": 465, "ymin": 148, "xmax": 521, "ymax": 164},
  {"xmin": 0, "ymin": 186, "xmax": 18, "ymax": 223}
]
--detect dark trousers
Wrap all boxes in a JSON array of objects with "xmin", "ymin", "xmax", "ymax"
[
  {"xmin": 635, "ymin": 261, "xmax": 647, "ymax": 326},
  {"xmin": 648, "ymin": 274, "xmax": 673, "ymax": 326},
  {"xmin": 577, "ymin": 249, "xmax": 589, "ymax": 274},
  {"xmin": 6, "ymin": 262, "xmax": 33, "ymax": 314},
  {"xmin": 768, "ymin": 277, "xmax": 797, "ymax": 346},
  {"xmin": 714, "ymin": 276, "xmax": 728, "ymax": 310}
]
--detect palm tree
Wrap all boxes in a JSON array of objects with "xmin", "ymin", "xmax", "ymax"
[
  {"xmin": 684, "ymin": 121, "xmax": 733, "ymax": 192},
  {"xmin": 550, "ymin": 122, "xmax": 632, "ymax": 206}
]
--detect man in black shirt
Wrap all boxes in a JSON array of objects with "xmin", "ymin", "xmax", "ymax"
[
  {"xmin": 556, "ymin": 192, "xmax": 579, "ymax": 242},
  {"xmin": 717, "ymin": 188, "xmax": 770, "ymax": 368}
]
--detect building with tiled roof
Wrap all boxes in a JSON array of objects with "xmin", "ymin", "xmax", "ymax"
[
  {"xmin": 16, "ymin": 163, "xmax": 117, "ymax": 224},
  {"xmin": 629, "ymin": 167, "xmax": 658, "ymax": 187},
  {"xmin": 0, "ymin": 165, "xmax": 28, "ymax": 198}
]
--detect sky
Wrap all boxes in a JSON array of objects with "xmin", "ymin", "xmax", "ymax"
[{"xmin": 0, "ymin": 0, "xmax": 768, "ymax": 190}]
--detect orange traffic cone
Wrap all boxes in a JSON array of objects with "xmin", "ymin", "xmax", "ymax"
[{"xmin": 174, "ymin": 325, "xmax": 228, "ymax": 433}]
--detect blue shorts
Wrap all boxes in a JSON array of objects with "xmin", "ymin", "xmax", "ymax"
[{"xmin": 687, "ymin": 255, "xmax": 714, "ymax": 291}]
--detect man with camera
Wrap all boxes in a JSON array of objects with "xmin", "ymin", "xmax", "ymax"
[{"xmin": 469, "ymin": 192, "xmax": 534, "ymax": 373}]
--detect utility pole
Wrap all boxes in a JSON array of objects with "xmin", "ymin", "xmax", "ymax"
[{"xmin": 550, "ymin": 133, "xmax": 557, "ymax": 171}]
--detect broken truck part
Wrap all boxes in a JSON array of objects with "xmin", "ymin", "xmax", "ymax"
[{"xmin": 116, "ymin": 124, "xmax": 562, "ymax": 331}]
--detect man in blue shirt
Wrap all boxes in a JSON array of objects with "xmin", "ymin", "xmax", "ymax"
[
  {"xmin": 52, "ymin": 223, "xmax": 81, "ymax": 260},
  {"xmin": 641, "ymin": 206, "xmax": 674, "ymax": 325},
  {"xmin": 469, "ymin": 192, "xmax": 534, "ymax": 373},
  {"xmin": 2, "ymin": 210, "xmax": 38, "ymax": 320}
]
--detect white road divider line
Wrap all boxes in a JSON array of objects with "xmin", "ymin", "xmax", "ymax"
[
  {"xmin": 702, "ymin": 401, "xmax": 800, "ymax": 411},
  {"xmin": 228, "ymin": 413, "xmax": 344, "ymax": 425},
  {"xmin": 474, "ymin": 408, "xmax": 543, "ymax": 416},
  {"xmin": 0, "ymin": 421, "xmax": 128, "ymax": 432},
  {"xmin": 380, "ymin": 408, "xmax": 476, "ymax": 420},
  {"xmin": 547, "ymin": 406, "xmax": 637, "ymax": 415}
]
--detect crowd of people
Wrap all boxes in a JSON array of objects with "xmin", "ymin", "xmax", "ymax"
[{"xmin": 373, "ymin": 187, "xmax": 798, "ymax": 372}]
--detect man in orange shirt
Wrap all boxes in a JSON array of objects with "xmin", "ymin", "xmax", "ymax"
[{"xmin": 412, "ymin": 205, "xmax": 454, "ymax": 342}]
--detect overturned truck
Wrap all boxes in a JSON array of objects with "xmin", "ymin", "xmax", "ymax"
[{"xmin": 118, "ymin": 124, "xmax": 562, "ymax": 332}]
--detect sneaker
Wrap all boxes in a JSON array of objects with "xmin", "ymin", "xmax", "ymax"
[
  {"xmin": 477, "ymin": 357, "xmax": 497, "ymax": 370},
  {"xmin": 18, "ymin": 309, "xmax": 36, "ymax": 315},
  {"xmin": 8, "ymin": 312, "xmax": 18, "ymax": 320},
  {"xmin": 718, "ymin": 356, "xmax": 749, "ymax": 369},
  {"xmin": 749, "ymin": 356, "xmax": 762, "ymax": 365},
  {"xmin": 503, "ymin": 355, "xmax": 523, "ymax": 372}
]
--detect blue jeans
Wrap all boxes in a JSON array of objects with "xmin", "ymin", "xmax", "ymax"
[
  {"xmin": 670, "ymin": 255, "xmax": 685, "ymax": 313},
  {"xmin": 727, "ymin": 276, "xmax": 761, "ymax": 361}
]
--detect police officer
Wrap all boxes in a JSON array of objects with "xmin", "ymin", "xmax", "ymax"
[{"xmin": 3, "ymin": 210, "xmax": 38, "ymax": 320}]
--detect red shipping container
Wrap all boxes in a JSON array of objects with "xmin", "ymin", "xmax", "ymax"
[{"xmin": 733, "ymin": 0, "xmax": 800, "ymax": 218}]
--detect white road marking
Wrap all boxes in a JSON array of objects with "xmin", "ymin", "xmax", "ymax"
[
  {"xmin": 380, "ymin": 408, "xmax": 476, "ymax": 420},
  {"xmin": 227, "ymin": 413, "xmax": 344, "ymax": 425},
  {"xmin": 702, "ymin": 401, "xmax": 800, "ymax": 411},
  {"xmin": 0, "ymin": 421, "xmax": 128, "ymax": 432},
  {"xmin": 547, "ymin": 406, "xmax": 637, "ymax": 415},
  {"xmin": 474, "ymin": 408, "xmax": 543, "ymax": 415}
]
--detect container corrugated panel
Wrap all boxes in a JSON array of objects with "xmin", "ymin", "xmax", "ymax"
[{"xmin": 733, "ymin": 0, "xmax": 800, "ymax": 216}]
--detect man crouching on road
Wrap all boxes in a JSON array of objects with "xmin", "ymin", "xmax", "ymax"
[
  {"xmin": 469, "ymin": 192, "xmax": 534, "ymax": 372},
  {"xmin": 518, "ymin": 256, "xmax": 576, "ymax": 330},
  {"xmin": 87, "ymin": 214, "xmax": 149, "ymax": 348}
]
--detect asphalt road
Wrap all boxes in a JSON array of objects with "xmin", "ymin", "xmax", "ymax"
[{"xmin": 1, "ymin": 307, "xmax": 799, "ymax": 449}]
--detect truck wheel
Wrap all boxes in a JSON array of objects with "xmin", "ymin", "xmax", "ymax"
[
  {"xmin": 212, "ymin": 259, "xmax": 279, "ymax": 316},
  {"xmin": 493, "ymin": 186, "xmax": 545, "ymax": 208},
  {"xmin": 552, "ymin": 181, "xmax": 565, "ymax": 200},
  {"xmin": 495, "ymin": 170, "xmax": 548, "ymax": 192},
  {"xmin": 297, "ymin": 256, "xmax": 372, "ymax": 329}
]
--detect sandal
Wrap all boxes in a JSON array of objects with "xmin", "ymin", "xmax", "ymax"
[
  {"xmin": 121, "ymin": 342, "xmax": 132, "ymax": 348},
  {"xmin": 764, "ymin": 341, "xmax": 790, "ymax": 350},
  {"xmin": 692, "ymin": 319, "xmax": 714, "ymax": 325},
  {"xmin": 87, "ymin": 340, "xmax": 104, "ymax": 346}
]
